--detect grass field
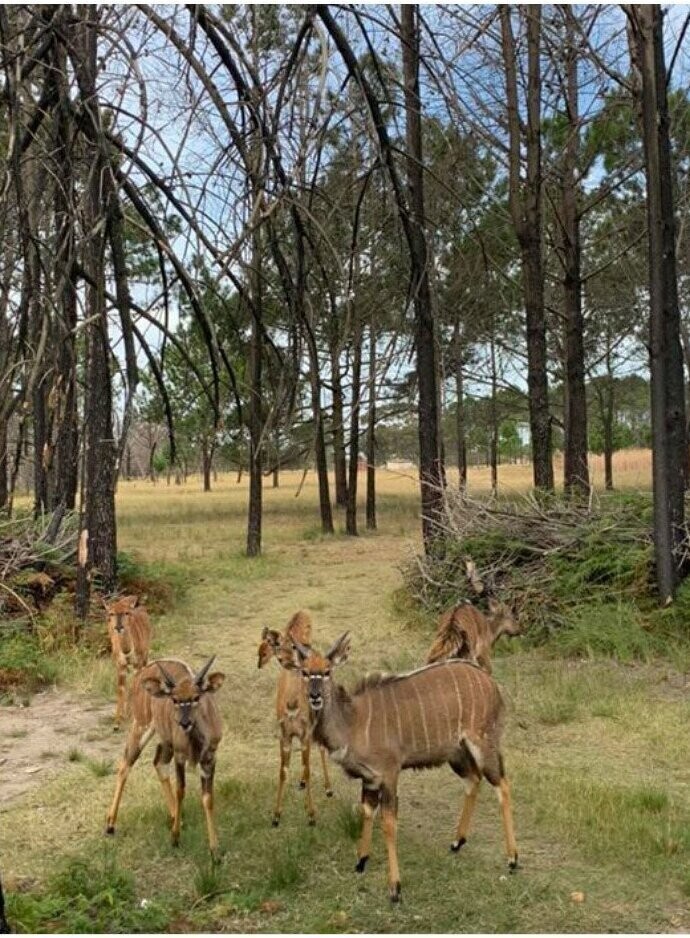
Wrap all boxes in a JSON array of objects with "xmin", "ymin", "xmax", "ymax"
[{"xmin": 5, "ymin": 454, "xmax": 690, "ymax": 933}]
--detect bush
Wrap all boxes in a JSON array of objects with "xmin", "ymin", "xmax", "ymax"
[
  {"xmin": 116, "ymin": 550, "xmax": 188, "ymax": 615},
  {"xmin": 6, "ymin": 853, "xmax": 169, "ymax": 933},
  {"xmin": 0, "ymin": 631, "xmax": 58, "ymax": 695},
  {"xmin": 404, "ymin": 490, "xmax": 690, "ymax": 664}
]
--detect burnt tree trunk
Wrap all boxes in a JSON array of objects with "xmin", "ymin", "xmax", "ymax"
[
  {"xmin": 628, "ymin": 4, "xmax": 687, "ymax": 600},
  {"xmin": 501, "ymin": 7, "xmax": 553, "ymax": 491},
  {"xmin": 401, "ymin": 5, "xmax": 444, "ymax": 548}
]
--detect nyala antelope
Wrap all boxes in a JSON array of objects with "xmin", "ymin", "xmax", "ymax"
[
  {"xmin": 105, "ymin": 656, "xmax": 225, "ymax": 856},
  {"xmin": 257, "ymin": 611, "xmax": 333, "ymax": 827},
  {"xmin": 285, "ymin": 633, "xmax": 518, "ymax": 903},
  {"xmin": 105, "ymin": 594, "xmax": 152, "ymax": 728},
  {"xmin": 426, "ymin": 599, "xmax": 521, "ymax": 673}
]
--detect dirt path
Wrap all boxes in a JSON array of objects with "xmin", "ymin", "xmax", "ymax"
[{"xmin": 0, "ymin": 689, "xmax": 117, "ymax": 807}]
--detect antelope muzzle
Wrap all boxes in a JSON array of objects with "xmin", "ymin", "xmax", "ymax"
[{"xmin": 307, "ymin": 674, "xmax": 325, "ymax": 711}]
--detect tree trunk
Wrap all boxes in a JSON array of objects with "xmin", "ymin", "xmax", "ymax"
[
  {"xmin": 628, "ymin": 4, "xmax": 687, "ymax": 600},
  {"xmin": 51, "ymin": 21, "xmax": 79, "ymax": 511},
  {"xmin": 246, "ymin": 226, "xmax": 263, "ymax": 556},
  {"xmin": 454, "ymin": 325, "xmax": 467, "ymax": 492},
  {"xmin": 331, "ymin": 339, "xmax": 348, "ymax": 508},
  {"xmin": 561, "ymin": 7, "xmax": 589, "ymax": 498},
  {"xmin": 401, "ymin": 5, "xmax": 444, "ymax": 549},
  {"xmin": 346, "ymin": 313, "xmax": 363, "ymax": 536},
  {"xmin": 366, "ymin": 320, "xmax": 377, "ymax": 530},
  {"xmin": 501, "ymin": 7, "xmax": 553, "ymax": 491},
  {"xmin": 0, "ymin": 416, "xmax": 7, "ymax": 511},
  {"xmin": 202, "ymin": 443, "xmax": 212, "ymax": 493},
  {"xmin": 489, "ymin": 332, "xmax": 498, "ymax": 496},
  {"xmin": 74, "ymin": 7, "xmax": 117, "ymax": 610}
]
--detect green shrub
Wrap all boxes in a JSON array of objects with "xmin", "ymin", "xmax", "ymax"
[
  {"xmin": 6, "ymin": 852, "xmax": 169, "ymax": 933},
  {"xmin": 0, "ymin": 632, "xmax": 58, "ymax": 694}
]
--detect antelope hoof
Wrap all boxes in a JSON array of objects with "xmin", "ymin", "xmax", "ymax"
[
  {"xmin": 112, "ymin": 723, "xmax": 120, "ymax": 733},
  {"xmin": 355, "ymin": 855, "xmax": 368, "ymax": 874},
  {"xmin": 508, "ymin": 854, "xmax": 519, "ymax": 872},
  {"xmin": 389, "ymin": 882, "xmax": 402, "ymax": 904},
  {"xmin": 326, "ymin": 789, "xmax": 334, "ymax": 798},
  {"xmin": 171, "ymin": 833, "xmax": 180, "ymax": 847},
  {"xmin": 105, "ymin": 824, "xmax": 115, "ymax": 836},
  {"xmin": 308, "ymin": 816, "xmax": 316, "ymax": 827},
  {"xmin": 272, "ymin": 815, "xmax": 280, "ymax": 827},
  {"xmin": 298, "ymin": 780, "xmax": 306, "ymax": 790},
  {"xmin": 450, "ymin": 837, "xmax": 467, "ymax": 853}
]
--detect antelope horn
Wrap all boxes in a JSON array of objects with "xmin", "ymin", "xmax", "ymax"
[
  {"xmin": 325, "ymin": 631, "xmax": 350, "ymax": 659},
  {"xmin": 292, "ymin": 640, "xmax": 311, "ymax": 660},
  {"xmin": 194, "ymin": 655, "xmax": 216, "ymax": 687},
  {"xmin": 156, "ymin": 661, "xmax": 176, "ymax": 689}
]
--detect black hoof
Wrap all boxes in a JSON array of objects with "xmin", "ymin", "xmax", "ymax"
[
  {"xmin": 326, "ymin": 789, "xmax": 334, "ymax": 798},
  {"xmin": 308, "ymin": 817, "xmax": 316, "ymax": 827},
  {"xmin": 272, "ymin": 816, "xmax": 280, "ymax": 828},
  {"xmin": 389, "ymin": 882, "xmax": 402, "ymax": 904},
  {"xmin": 298, "ymin": 780, "xmax": 306, "ymax": 790},
  {"xmin": 508, "ymin": 855, "xmax": 519, "ymax": 872},
  {"xmin": 105, "ymin": 825, "xmax": 115, "ymax": 836},
  {"xmin": 112, "ymin": 725, "xmax": 120, "ymax": 733},
  {"xmin": 355, "ymin": 855, "xmax": 368, "ymax": 873},
  {"xmin": 450, "ymin": 837, "xmax": 467, "ymax": 853}
]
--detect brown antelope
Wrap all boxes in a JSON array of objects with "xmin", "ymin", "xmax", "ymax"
[
  {"xmin": 257, "ymin": 611, "xmax": 333, "ymax": 826},
  {"xmin": 105, "ymin": 595, "xmax": 152, "ymax": 728},
  {"xmin": 105, "ymin": 656, "xmax": 225, "ymax": 856},
  {"xmin": 285, "ymin": 633, "xmax": 518, "ymax": 903},
  {"xmin": 426, "ymin": 599, "xmax": 521, "ymax": 673}
]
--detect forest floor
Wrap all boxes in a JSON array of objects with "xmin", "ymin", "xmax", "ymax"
[{"xmin": 5, "ymin": 460, "xmax": 690, "ymax": 933}]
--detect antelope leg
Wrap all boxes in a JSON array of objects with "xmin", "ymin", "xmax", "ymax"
[
  {"xmin": 153, "ymin": 742, "xmax": 176, "ymax": 821},
  {"xmin": 300, "ymin": 739, "xmax": 316, "ymax": 825},
  {"xmin": 355, "ymin": 785, "xmax": 379, "ymax": 873},
  {"xmin": 273, "ymin": 738, "xmax": 291, "ymax": 826},
  {"xmin": 497, "ymin": 776, "xmax": 519, "ymax": 870},
  {"xmin": 105, "ymin": 723, "xmax": 154, "ymax": 833},
  {"xmin": 380, "ymin": 785, "xmax": 401, "ymax": 903},
  {"xmin": 201, "ymin": 753, "xmax": 219, "ymax": 858},
  {"xmin": 172, "ymin": 760, "xmax": 186, "ymax": 846},
  {"xmin": 451, "ymin": 775, "xmax": 481, "ymax": 852},
  {"xmin": 114, "ymin": 664, "xmax": 127, "ymax": 728},
  {"xmin": 319, "ymin": 746, "xmax": 333, "ymax": 796}
]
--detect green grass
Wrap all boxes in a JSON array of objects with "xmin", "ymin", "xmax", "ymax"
[{"xmin": 5, "ymin": 472, "xmax": 690, "ymax": 932}]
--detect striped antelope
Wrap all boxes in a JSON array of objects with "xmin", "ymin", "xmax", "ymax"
[
  {"xmin": 105, "ymin": 595, "xmax": 152, "ymax": 728},
  {"xmin": 257, "ymin": 611, "xmax": 333, "ymax": 826},
  {"xmin": 426, "ymin": 599, "xmax": 521, "ymax": 673},
  {"xmin": 105, "ymin": 656, "xmax": 224, "ymax": 856},
  {"xmin": 286, "ymin": 633, "xmax": 518, "ymax": 903}
]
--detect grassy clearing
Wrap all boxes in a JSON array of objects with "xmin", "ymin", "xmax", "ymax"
[{"xmin": 4, "ymin": 459, "xmax": 690, "ymax": 932}]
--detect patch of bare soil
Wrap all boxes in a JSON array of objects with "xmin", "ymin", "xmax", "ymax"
[{"xmin": 0, "ymin": 689, "xmax": 118, "ymax": 807}]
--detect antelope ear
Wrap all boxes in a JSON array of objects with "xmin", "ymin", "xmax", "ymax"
[
  {"xmin": 261, "ymin": 625, "xmax": 269, "ymax": 640},
  {"xmin": 282, "ymin": 640, "xmax": 309, "ymax": 671},
  {"xmin": 487, "ymin": 598, "xmax": 500, "ymax": 614},
  {"xmin": 203, "ymin": 671, "xmax": 225, "ymax": 693},
  {"xmin": 142, "ymin": 676, "xmax": 170, "ymax": 698},
  {"xmin": 128, "ymin": 595, "xmax": 139, "ymax": 608},
  {"xmin": 326, "ymin": 631, "xmax": 351, "ymax": 666}
]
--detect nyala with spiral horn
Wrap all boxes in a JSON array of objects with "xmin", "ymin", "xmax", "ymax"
[{"xmin": 105, "ymin": 655, "xmax": 225, "ymax": 856}]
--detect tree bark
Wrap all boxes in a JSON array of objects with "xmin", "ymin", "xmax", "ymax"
[
  {"xmin": 366, "ymin": 319, "xmax": 377, "ymax": 530},
  {"xmin": 401, "ymin": 4, "xmax": 444, "ymax": 549},
  {"xmin": 560, "ymin": 8, "xmax": 589, "ymax": 498},
  {"xmin": 346, "ymin": 312, "xmax": 363, "ymax": 536},
  {"xmin": 246, "ymin": 224, "xmax": 263, "ymax": 555},
  {"xmin": 454, "ymin": 324, "xmax": 467, "ymax": 492},
  {"xmin": 501, "ymin": 7, "xmax": 553, "ymax": 491},
  {"xmin": 331, "ymin": 338, "xmax": 348, "ymax": 508},
  {"xmin": 628, "ymin": 4, "xmax": 687, "ymax": 600},
  {"xmin": 73, "ymin": 7, "xmax": 117, "ymax": 610}
]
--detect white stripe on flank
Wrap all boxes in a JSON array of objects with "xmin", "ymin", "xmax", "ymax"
[
  {"xmin": 439, "ymin": 674, "xmax": 454, "ymax": 741},
  {"xmin": 401, "ymin": 693, "xmax": 418, "ymax": 751},
  {"xmin": 411, "ymin": 680, "xmax": 430, "ymax": 752},
  {"xmin": 381, "ymin": 688, "xmax": 389, "ymax": 742},
  {"xmin": 389, "ymin": 683, "xmax": 404, "ymax": 742},
  {"xmin": 365, "ymin": 694, "xmax": 373, "ymax": 748},
  {"xmin": 448, "ymin": 666, "xmax": 464, "ymax": 740},
  {"xmin": 467, "ymin": 667, "xmax": 476, "ymax": 732}
]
